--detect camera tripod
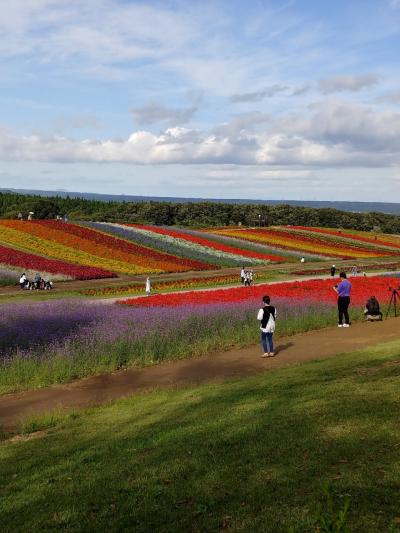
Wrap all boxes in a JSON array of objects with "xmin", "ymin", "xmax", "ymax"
[{"xmin": 386, "ymin": 288, "xmax": 399, "ymax": 319}]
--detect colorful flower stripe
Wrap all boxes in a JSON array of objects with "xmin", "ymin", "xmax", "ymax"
[
  {"xmin": 33, "ymin": 220, "xmax": 209, "ymax": 272},
  {"xmin": 0, "ymin": 224, "xmax": 152, "ymax": 275},
  {"xmin": 0, "ymin": 221, "xmax": 175, "ymax": 274},
  {"xmin": 288, "ymin": 226, "xmax": 400, "ymax": 251},
  {"xmin": 126, "ymin": 224, "xmax": 282, "ymax": 263},
  {"xmin": 181, "ymin": 227, "xmax": 300, "ymax": 262},
  {"xmin": 121, "ymin": 275, "xmax": 398, "ymax": 308},
  {"xmin": 0, "ymin": 244, "xmax": 115, "ymax": 280},
  {"xmin": 80, "ymin": 274, "xmax": 241, "ymax": 296},
  {"xmin": 117, "ymin": 224, "xmax": 239, "ymax": 267},
  {"xmin": 212, "ymin": 227, "xmax": 392, "ymax": 259},
  {"xmin": 82, "ymin": 222, "xmax": 217, "ymax": 270},
  {"xmin": 118, "ymin": 225, "xmax": 250, "ymax": 267}
]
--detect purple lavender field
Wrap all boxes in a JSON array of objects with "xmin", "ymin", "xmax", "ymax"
[{"xmin": 0, "ymin": 298, "xmax": 336, "ymax": 394}]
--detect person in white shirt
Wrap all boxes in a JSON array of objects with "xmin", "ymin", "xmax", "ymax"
[
  {"xmin": 240, "ymin": 267, "xmax": 246, "ymax": 285},
  {"xmin": 19, "ymin": 273, "xmax": 27, "ymax": 289},
  {"xmin": 145, "ymin": 277, "xmax": 151, "ymax": 296},
  {"xmin": 257, "ymin": 295, "xmax": 277, "ymax": 358}
]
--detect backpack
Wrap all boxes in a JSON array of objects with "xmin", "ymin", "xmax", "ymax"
[{"xmin": 258, "ymin": 306, "xmax": 276, "ymax": 333}]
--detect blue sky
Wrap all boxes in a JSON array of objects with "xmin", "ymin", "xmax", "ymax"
[{"xmin": 0, "ymin": 0, "xmax": 400, "ymax": 201}]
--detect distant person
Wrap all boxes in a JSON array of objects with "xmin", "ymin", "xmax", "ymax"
[
  {"xmin": 34, "ymin": 272, "xmax": 41, "ymax": 290},
  {"xmin": 240, "ymin": 267, "xmax": 246, "ymax": 285},
  {"xmin": 257, "ymin": 295, "xmax": 277, "ymax": 358},
  {"xmin": 249, "ymin": 270, "xmax": 254, "ymax": 286},
  {"xmin": 63, "ymin": 214, "xmax": 68, "ymax": 222},
  {"xmin": 17, "ymin": 212, "xmax": 23, "ymax": 221},
  {"xmin": 145, "ymin": 277, "xmax": 151, "ymax": 296},
  {"xmin": 333, "ymin": 272, "xmax": 352, "ymax": 327},
  {"xmin": 19, "ymin": 273, "xmax": 27, "ymax": 289},
  {"xmin": 351, "ymin": 265, "xmax": 358, "ymax": 277},
  {"xmin": 300, "ymin": 257, "xmax": 305, "ymax": 263},
  {"xmin": 364, "ymin": 296, "xmax": 382, "ymax": 321},
  {"xmin": 330, "ymin": 265, "xmax": 336, "ymax": 277}
]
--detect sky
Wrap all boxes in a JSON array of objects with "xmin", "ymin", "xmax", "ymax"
[{"xmin": 0, "ymin": 0, "xmax": 400, "ymax": 201}]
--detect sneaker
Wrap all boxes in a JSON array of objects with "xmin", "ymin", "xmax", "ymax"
[
  {"xmin": 343, "ymin": 323, "xmax": 350, "ymax": 328},
  {"xmin": 338, "ymin": 324, "xmax": 343, "ymax": 328},
  {"xmin": 261, "ymin": 353, "xmax": 270, "ymax": 358},
  {"xmin": 269, "ymin": 352, "xmax": 275, "ymax": 357}
]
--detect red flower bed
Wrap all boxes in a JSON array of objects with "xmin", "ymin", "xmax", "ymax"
[
  {"xmin": 128, "ymin": 224, "xmax": 284, "ymax": 262},
  {"xmin": 33, "ymin": 221, "xmax": 211, "ymax": 271},
  {"xmin": 289, "ymin": 226, "xmax": 400, "ymax": 251},
  {"xmin": 121, "ymin": 276, "xmax": 398, "ymax": 308},
  {"xmin": 0, "ymin": 244, "xmax": 115, "ymax": 280}
]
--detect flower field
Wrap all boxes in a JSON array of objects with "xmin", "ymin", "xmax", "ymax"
[
  {"xmin": 0, "ymin": 243, "xmax": 115, "ymax": 280},
  {"xmin": 126, "ymin": 224, "xmax": 285, "ymax": 264},
  {"xmin": 208, "ymin": 226, "xmax": 400, "ymax": 259},
  {"xmin": 289, "ymin": 226, "xmax": 400, "ymax": 251},
  {"xmin": 0, "ymin": 221, "xmax": 217, "ymax": 277},
  {"xmin": 80, "ymin": 273, "xmax": 245, "ymax": 297},
  {"xmin": 121, "ymin": 275, "xmax": 397, "ymax": 308},
  {"xmin": 1, "ymin": 220, "xmax": 400, "ymax": 281}
]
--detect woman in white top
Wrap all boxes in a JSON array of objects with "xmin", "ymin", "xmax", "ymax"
[{"xmin": 145, "ymin": 277, "xmax": 151, "ymax": 296}]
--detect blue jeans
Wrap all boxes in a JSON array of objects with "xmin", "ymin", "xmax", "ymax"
[{"xmin": 261, "ymin": 332, "xmax": 273, "ymax": 353}]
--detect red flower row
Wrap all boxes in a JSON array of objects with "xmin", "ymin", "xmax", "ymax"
[
  {"xmin": 121, "ymin": 276, "xmax": 398, "ymax": 308},
  {"xmin": 128, "ymin": 224, "xmax": 284, "ymax": 262},
  {"xmin": 0, "ymin": 244, "xmax": 115, "ymax": 280}
]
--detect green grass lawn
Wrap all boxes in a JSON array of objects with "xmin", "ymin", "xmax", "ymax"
[{"xmin": 1, "ymin": 340, "xmax": 400, "ymax": 532}]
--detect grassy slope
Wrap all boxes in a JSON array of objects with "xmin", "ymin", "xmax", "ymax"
[{"xmin": 1, "ymin": 340, "xmax": 400, "ymax": 532}]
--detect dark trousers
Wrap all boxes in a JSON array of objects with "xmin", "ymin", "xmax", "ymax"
[{"xmin": 338, "ymin": 296, "xmax": 350, "ymax": 325}]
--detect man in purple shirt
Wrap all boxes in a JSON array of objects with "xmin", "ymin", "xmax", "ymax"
[{"xmin": 333, "ymin": 272, "xmax": 352, "ymax": 327}]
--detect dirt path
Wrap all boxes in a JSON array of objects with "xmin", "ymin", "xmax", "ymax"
[{"xmin": 1, "ymin": 318, "xmax": 399, "ymax": 430}]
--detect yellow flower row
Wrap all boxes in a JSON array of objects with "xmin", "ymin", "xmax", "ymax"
[
  {"xmin": 213, "ymin": 229, "xmax": 384, "ymax": 259},
  {"xmin": 0, "ymin": 225, "xmax": 160, "ymax": 275}
]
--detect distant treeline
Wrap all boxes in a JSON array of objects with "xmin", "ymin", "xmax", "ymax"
[{"xmin": 1, "ymin": 191, "xmax": 400, "ymax": 233}]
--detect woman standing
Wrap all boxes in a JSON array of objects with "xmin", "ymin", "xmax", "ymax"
[
  {"xmin": 333, "ymin": 272, "xmax": 352, "ymax": 327},
  {"xmin": 145, "ymin": 277, "xmax": 151, "ymax": 296},
  {"xmin": 257, "ymin": 295, "xmax": 277, "ymax": 358}
]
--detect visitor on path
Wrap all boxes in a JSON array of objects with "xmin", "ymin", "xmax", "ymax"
[
  {"xmin": 145, "ymin": 277, "xmax": 151, "ymax": 296},
  {"xmin": 249, "ymin": 270, "xmax": 254, "ymax": 286},
  {"xmin": 34, "ymin": 273, "xmax": 41, "ymax": 290},
  {"xmin": 333, "ymin": 272, "xmax": 352, "ymax": 327},
  {"xmin": 257, "ymin": 295, "xmax": 277, "ymax": 358},
  {"xmin": 364, "ymin": 296, "xmax": 382, "ymax": 321},
  {"xmin": 19, "ymin": 273, "xmax": 27, "ymax": 289},
  {"xmin": 241, "ymin": 267, "xmax": 246, "ymax": 285},
  {"xmin": 17, "ymin": 212, "xmax": 23, "ymax": 221},
  {"xmin": 300, "ymin": 257, "xmax": 305, "ymax": 263},
  {"xmin": 330, "ymin": 265, "xmax": 336, "ymax": 277},
  {"xmin": 351, "ymin": 265, "xmax": 358, "ymax": 277}
]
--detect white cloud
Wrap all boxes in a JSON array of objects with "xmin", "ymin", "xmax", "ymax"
[
  {"xmin": 318, "ymin": 74, "xmax": 380, "ymax": 94},
  {"xmin": 229, "ymin": 85, "xmax": 288, "ymax": 103},
  {"xmin": 130, "ymin": 103, "xmax": 197, "ymax": 126},
  {"xmin": 1, "ymin": 100, "xmax": 400, "ymax": 169}
]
